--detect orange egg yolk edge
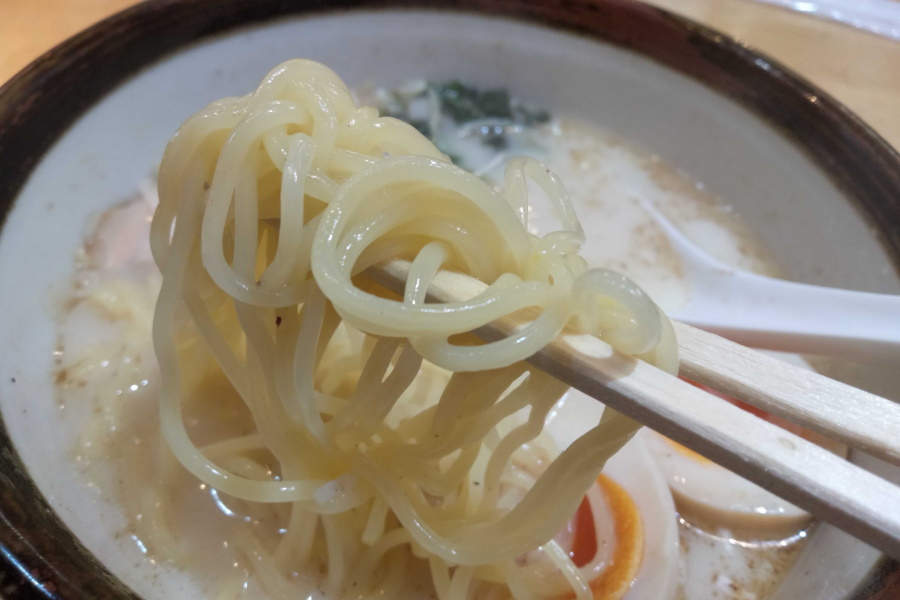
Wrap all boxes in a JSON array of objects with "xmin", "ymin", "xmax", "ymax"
[{"xmin": 566, "ymin": 474, "xmax": 643, "ymax": 600}]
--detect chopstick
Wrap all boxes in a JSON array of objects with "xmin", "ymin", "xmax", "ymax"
[
  {"xmin": 675, "ymin": 322, "xmax": 900, "ymax": 466},
  {"xmin": 367, "ymin": 260, "xmax": 900, "ymax": 561}
]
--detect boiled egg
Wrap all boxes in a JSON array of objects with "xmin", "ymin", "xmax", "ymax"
[
  {"xmin": 546, "ymin": 391, "xmax": 679, "ymax": 599},
  {"xmin": 643, "ymin": 360, "xmax": 845, "ymax": 541}
]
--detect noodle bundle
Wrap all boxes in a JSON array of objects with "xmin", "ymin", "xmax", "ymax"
[{"xmin": 149, "ymin": 59, "xmax": 676, "ymax": 599}]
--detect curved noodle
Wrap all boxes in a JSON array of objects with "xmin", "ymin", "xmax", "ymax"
[{"xmin": 151, "ymin": 59, "xmax": 677, "ymax": 599}]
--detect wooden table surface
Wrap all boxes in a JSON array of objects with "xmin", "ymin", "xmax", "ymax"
[{"xmin": 2, "ymin": 0, "xmax": 899, "ymax": 150}]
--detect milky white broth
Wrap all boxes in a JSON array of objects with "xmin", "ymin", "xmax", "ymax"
[{"xmin": 55, "ymin": 117, "xmax": 807, "ymax": 600}]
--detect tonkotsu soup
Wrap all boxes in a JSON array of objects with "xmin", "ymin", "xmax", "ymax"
[
  {"xmin": 2, "ymin": 7, "xmax": 897, "ymax": 600},
  {"xmin": 51, "ymin": 68, "xmax": 820, "ymax": 600}
]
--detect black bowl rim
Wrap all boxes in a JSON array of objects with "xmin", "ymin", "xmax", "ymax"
[{"xmin": 0, "ymin": 0, "xmax": 898, "ymax": 598}]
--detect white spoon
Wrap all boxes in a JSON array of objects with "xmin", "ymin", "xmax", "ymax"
[{"xmin": 639, "ymin": 200, "xmax": 900, "ymax": 364}]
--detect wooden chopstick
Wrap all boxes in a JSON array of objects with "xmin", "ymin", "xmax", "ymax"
[
  {"xmin": 367, "ymin": 260, "xmax": 900, "ymax": 561},
  {"xmin": 675, "ymin": 322, "xmax": 900, "ymax": 466}
]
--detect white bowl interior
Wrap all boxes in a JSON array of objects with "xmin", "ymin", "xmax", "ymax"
[{"xmin": 0, "ymin": 9, "xmax": 897, "ymax": 599}]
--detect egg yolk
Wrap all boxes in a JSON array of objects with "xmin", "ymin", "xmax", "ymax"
[{"xmin": 568, "ymin": 475, "xmax": 643, "ymax": 600}]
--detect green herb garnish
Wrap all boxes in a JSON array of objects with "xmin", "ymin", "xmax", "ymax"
[{"xmin": 375, "ymin": 79, "xmax": 551, "ymax": 170}]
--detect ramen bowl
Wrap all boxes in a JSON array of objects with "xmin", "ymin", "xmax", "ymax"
[{"xmin": 0, "ymin": 1, "xmax": 898, "ymax": 598}]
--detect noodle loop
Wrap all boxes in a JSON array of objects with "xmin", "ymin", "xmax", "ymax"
[{"xmin": 151, "ymin": 59, "xmax": 676, "ymax": 599}]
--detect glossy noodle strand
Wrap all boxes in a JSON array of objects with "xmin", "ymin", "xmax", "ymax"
[{"xmin": 149, "ymin": 59, "xmax": 676, "ymax": 599}]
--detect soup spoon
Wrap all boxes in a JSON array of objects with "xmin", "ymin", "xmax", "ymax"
[{"xmin": 639, "ymin": 199, "xmax": 900, "ymax": 364}]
